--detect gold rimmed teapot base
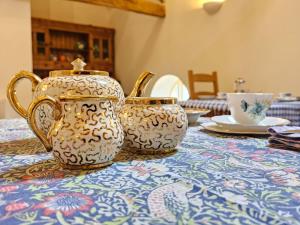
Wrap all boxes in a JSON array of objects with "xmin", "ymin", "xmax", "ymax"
[{"xmin": 59, "ymin": 161, "xmax": 113, "ymax": 170}]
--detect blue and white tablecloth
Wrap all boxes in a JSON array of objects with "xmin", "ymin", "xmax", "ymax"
[
  {"xmin": 179, "ymin": 99, "xmax": 300, "ymax": 126},
  {"xmin": 1, "ymin": 119, "xmax": 300, "ymax": 224}
]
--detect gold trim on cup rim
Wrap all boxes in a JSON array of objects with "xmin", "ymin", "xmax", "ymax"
[
  {"xmin": 125, "ymin": 97, "xmax": 177, "ymax": 105},
  {"xmin": 49, "ymin": 70, "xmax": 109, "ymax": 77},
  {"xmin": 59, "ymin": 95, "xmax": 118, "ymax": 102}
]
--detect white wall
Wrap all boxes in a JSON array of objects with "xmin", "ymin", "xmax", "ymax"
[
  {"xmin": 110, "ymin": 0, "xmax": 300, "ymax": 95},
  {"xmin": 0, "ymin": 0, "xmax": 32, "ymax": 118}
]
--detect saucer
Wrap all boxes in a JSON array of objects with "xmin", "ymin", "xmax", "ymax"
[
  {"xmin": 201, "ymin": 122, "xmax": 268, "ymax": 135},
  {"xmin": 277, "ymin": 97, "xmax": 298, "ymax": 102},
  {"xmin": 211, "ymin": 115, "xmax": 290, "ymax": 132}
]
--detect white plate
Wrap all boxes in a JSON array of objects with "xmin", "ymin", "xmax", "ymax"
[
  {"xmin": 277, "ymin": 97, "xmax": 298, "ymax": 102},
  {"xmin": 201, "ymin": 122, "xmax": 268, "ymax": 135},
  {"xmin": 211, "ymin": 115, "xmax": 290, "ymax": 132}
]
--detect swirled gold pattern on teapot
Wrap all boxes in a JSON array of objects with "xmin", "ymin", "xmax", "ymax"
[
  {"xmin": 119, "ymin": 97, "xmax": 188, "ymax": 154},
  {"xmin": 33, "ymin": 75, "xmax": 124, "ymax": 134},
  {"xmin": 27, "ymin": 95, "xmax": 123, "ymax": 169}
]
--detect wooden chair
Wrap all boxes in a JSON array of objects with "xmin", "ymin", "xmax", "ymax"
[{"xmin": 188, "ymin": 70, "xmax": 219, "ymax": 99}]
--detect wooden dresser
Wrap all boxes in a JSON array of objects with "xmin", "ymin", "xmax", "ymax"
[{"xmin": 32, "ymin": 18, "xmax": 115, "ymax": 78}]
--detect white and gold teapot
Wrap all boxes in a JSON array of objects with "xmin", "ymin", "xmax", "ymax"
[
  {"xmin": 7, "ymin": 58, "xmax": 154, "ymax": 134},
  {"xmin": 27, "ymin": 95, "xmax": 123, "ymax": 169}
]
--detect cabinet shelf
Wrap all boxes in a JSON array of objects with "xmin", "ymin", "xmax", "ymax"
[
  {"xmin": 50, "ymin": 47, "xmax": 89, "ymax": 53},
  {"xmin": 32, "ymin": 18, "xmax": 115, "ymax": 79}
]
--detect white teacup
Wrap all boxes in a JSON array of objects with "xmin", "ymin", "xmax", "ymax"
[
  {"xmin": 227, "ymin": 93, "xmax": 273, "ymax": 125},
  {"xmin": 279, "ymin": 92, "xmax": 292, "ymax": 98}
]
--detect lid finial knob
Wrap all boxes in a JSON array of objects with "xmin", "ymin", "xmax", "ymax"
[{"xmin": 71, "ymin": 58, "xmax": 86, "ymax": 71}]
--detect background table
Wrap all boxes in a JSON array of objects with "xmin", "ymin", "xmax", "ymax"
[
  {"xmin": 1, "ymin": 119, "xmax": 300, "ymax": 224},
  {"xmin": 180, "ymin": 99, "xmax": 300, "ymax": 126}
]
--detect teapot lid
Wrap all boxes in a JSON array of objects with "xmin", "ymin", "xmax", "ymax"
[{"xmin": 49, "ymin": 58, "xmax": 109, "ymax": 77}]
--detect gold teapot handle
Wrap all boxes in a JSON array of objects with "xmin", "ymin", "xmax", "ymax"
[
  {"xmin": 27, "ymin": 96, "xmax": 62, "ymax": 152},
  {"xmin": 7, "ymin": 71, "xmax": 42, "ymax": 118},
  {"xmin": 128, "ymin": 72, "xmax": 155, "ymax": 97}
]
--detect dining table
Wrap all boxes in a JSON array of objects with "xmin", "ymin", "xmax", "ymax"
[
  {"xmin": 1, "ymin": 118, "xmax": 300, "ymax": 225},
  {"xmin": 179, "ymin": 99, "xmax": 300, "ymax": 126}
]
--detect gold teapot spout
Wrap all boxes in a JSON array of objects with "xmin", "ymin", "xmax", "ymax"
[{"xmin": 128, "ymin": 72, "xmax": 155, "ymax": 97}]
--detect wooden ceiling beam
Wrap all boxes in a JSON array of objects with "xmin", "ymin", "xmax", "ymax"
[{"xmin": 68, "ymin": 0, "xmax": 166, "ymax": 17}]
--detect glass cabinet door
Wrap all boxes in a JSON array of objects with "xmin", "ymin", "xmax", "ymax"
[
  {"xmin": 32, "ymin": 30, "xmax": 50, "ymax": 65},
  {"xmin": 93, "ymin": 38, "xmax": 100, "ymax": 59},
  {"xmin": 36, "ymin": 32, "xmax": 46, "ymax": 56},
  {"xmin": 92, "ymin": 37, "xmax": 112, "ymax": 62},
  {"xmin": 102, "ymin": 39, "xmax": 110, "ymax": 61}
]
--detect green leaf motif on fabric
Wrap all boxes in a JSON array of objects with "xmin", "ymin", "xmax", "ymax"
[
  {"xmin": 27, "ymin": 184, "xmax": 49, "ymax": 191},
  {"xmin": 56, "ymin": 211, "xmax": 70, "ymax": 225},
  {"xmin": 31, "ymin": 191, "xmax": 55, "ymax": 201},
  {"xmin": 102, "ymin": 216, "xmax": 130, "ymax": 225},
  {"xmin": 14, "ymin": 211, "xmax": 38, "ymax": 223}
]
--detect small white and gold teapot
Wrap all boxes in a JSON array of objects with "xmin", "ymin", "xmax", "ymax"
[
  {"xmin": 119, "ymin": 97, "xmax": 188, "ymax": 154},
  {"xmin": 7, "ymin": 58, "xmax": 154, "ymax": 135},
  {"xmin": 27, "ymin": 95, "xmax": 123, "ymax": 169}
]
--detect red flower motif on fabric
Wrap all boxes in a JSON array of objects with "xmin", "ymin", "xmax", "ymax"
[
  {"xmin": 131, "ymin": 165, "xmax": 149, "ymax": 176},
  {"xmin": 283, "ymin": 168, "xmax": 297, "ymax": 173},
  {"xmin": 21, "ymin": 170, "xmax": 65, "ymax": 185},
  {"xmin": 224, "ymin": 142, "xmax": 245, "ymax": 157},
  {"xmin": 5, "ymin": 202, "xmax": 29, "ymax": 212},
  {"xmin": 251, "ymin": 155, "xmax": 264, "ymax": 162},
  {"xmin": 292, "ymin": 192, "xmax": 300, "ymax": 201},
  {"xmin": 35, "ymin": 193, "xmax": 93, "ymax": 216},
  {"xmin": 0, "ymin": 185, "xmax": 19, "ymax": 192}
]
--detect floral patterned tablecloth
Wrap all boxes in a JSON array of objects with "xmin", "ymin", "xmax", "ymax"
[{"xmin": 1, "ymin": 119, "xmax": 300, "ymax": 225}]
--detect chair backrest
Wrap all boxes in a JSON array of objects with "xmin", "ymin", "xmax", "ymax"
[{"xmin": 188, "ymin": 70, "xmax": 219, "ymax": 99}]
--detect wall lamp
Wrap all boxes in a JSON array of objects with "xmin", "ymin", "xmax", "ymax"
[{"xmin": 202, "ymin": 0, "xmax": 224, "ymax": 14}]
